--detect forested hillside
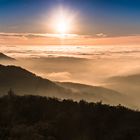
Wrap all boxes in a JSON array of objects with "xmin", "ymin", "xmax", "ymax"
[{"xmin": 0, "ymin": 93, "xmax": 140, "ymax": 140}]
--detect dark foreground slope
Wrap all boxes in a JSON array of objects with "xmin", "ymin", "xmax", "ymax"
[{"xmin": 0, "ymin": 94, "xmax": 140, "ymax": 140}]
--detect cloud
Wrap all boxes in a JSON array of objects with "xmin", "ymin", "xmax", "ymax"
[
  {"xmin": 0, "ymin": 32, "xmax": 140, "ymax": 45},
  {"xmin": 96, "ymin": 33, "xmax": 107, "ymax": 37},
  {"xmin": 44, "ymin": 72, "xmax": 72, "ymax": 81},
  {"xmin": 0, "ymin": 32, "xmax": 79, "ymax": 39}
]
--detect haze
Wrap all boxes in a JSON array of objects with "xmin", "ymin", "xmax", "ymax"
[{"xmin": 0, "ymin": 0, "xmax": 140, "ymax": 109}]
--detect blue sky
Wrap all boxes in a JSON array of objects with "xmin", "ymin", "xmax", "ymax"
[{"xmin": 0, "ymin": 0, "xmax": 140, "ymax": 37}]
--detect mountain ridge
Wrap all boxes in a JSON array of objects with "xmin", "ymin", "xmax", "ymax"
[
  {"xmin": 0, "ymin": 52, "xmax": 15, "ymax": 61},
  {"xmin": 0, "ymin": 64, "xmax": 130, "ymax": 106}
]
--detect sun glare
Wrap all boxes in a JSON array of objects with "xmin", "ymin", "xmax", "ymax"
[
  {"xmin": 50, "ymin": 7, "xmax": 75, "ymax": 35},
  {"xmin": 56, "ymin": 19, "xmax": 70, "ymax": 34}
]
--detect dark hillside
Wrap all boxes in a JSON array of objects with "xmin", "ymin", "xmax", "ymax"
[{"xmin": 0, "ymin": 94, "xmax": 140, "ymax": 140}]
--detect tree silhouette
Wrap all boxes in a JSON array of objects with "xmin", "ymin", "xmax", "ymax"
[
  {"xmin": 0, "ymin": 93, "xmax": 140, "ymax": 140},
  {"xmin": 8, "ymin": 88, "xmax": 15, "ymax": 97}
]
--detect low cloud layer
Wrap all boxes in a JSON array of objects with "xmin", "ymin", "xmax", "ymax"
[
  {"xmin": 0, "ymin": 32, "xmax": 140, "ymax": 45},
  {"xmin": 0, "ymin": 44, "xmax": 140, "ymax": 85}
]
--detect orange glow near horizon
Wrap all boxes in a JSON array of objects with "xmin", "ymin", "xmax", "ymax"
[{"xmin": 0, "ymin": 32, "xmax": 140, "ymax": 46}]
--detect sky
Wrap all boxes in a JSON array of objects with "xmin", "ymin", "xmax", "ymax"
[{"xmin": 0, "ymin": 0, "xmax": 140, "ymax": 45}]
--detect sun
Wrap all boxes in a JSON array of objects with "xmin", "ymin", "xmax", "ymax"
[
  {"xmin": 56, "ymin": 19, "xmax": 70, "ymax": 34},
  {"xmin": 50, "ymin": 7, "xmax": 75, "ymax": 35},
  {"xmin": 55, "ymin": 12, "xmax": 71, "ymax": 34}
]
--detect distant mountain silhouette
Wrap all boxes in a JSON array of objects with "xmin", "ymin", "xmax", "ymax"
[
  {"xmin": 0, "ymin": 52, "xmax": 15, "ymax": 61},
  {"xmin": 0, "ymin": 64, "xmax": 128, "ymax": 105},
  {"xmin": 106, "ymin": 74, "xmax": 140, "ymax": 100},
  {"xmin": 58, "ymin": 82, "xmax": 131, "ymax": 105},
  {"xmin": 108, "ymin": 74, "xmax": 140, "ymax": 84}
]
